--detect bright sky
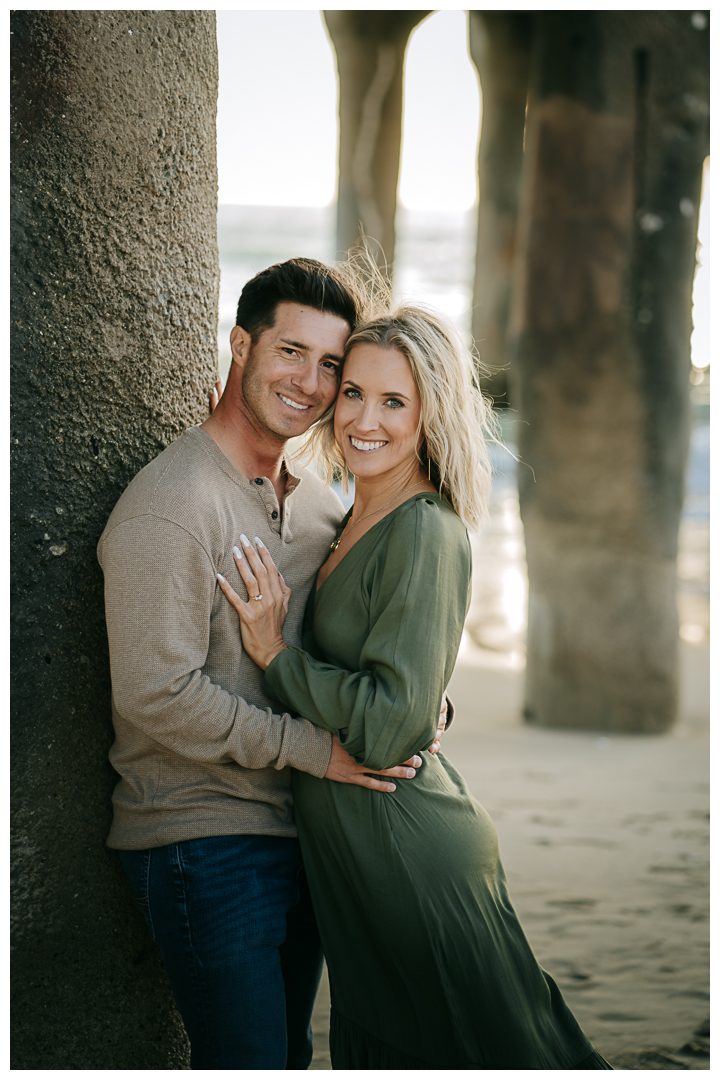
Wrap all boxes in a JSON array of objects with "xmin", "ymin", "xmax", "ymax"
[{"xmin": 215, "ymin": 10, "xmax": 480, "ymax": 211}]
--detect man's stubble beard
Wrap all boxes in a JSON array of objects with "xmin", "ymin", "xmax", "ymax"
[
  {"xmin": 240, "ymin": 345, "xmax": 337, "ymax": 444},
  {"xmin": 239, "ymin": 348, "xmax": 315, "ymax": 443}
]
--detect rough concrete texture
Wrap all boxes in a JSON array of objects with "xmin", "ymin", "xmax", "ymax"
[
  {"xmin": 324, "ymin": 10, "xmax": 430, "ymax": 272},
  {"xmin": 468, "ymin": 11, "xmax": 532, "ymax": 407},
  {"xmin": 11, "ymin": 10, "xmax": 218, "ymax": 1067},
  {"xmin": 510, "ymin": 12, "xmax": 709, "ymax": 732}
]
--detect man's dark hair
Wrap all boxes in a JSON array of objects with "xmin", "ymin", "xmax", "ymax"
[{"xmin": 235, "ymin": 257, "xmax": 362, "ymax": 342}]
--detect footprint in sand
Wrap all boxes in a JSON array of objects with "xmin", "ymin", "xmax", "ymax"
[
  {"xmin": 546, "ymin": 898, "xmax": 597, "ymax": 911},
  {"xmin": 599, "ymin": 1011, "xmax": 647, "ymax": 1022}
]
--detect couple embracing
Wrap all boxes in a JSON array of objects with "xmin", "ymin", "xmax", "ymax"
[{"xmin": 99, "ymin": 257, "xmax": 610, "ymax": 1070}]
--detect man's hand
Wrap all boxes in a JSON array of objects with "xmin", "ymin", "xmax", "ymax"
[
  {"xmin": 325, "ymin": 734, "xmax": 421, "ymax": 793},
  {"xmin": 428, "ymin": 692, "xmax": 449, "ymax": 755}
]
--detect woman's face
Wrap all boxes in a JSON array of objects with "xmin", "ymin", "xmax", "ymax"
[{"xmin": 334, "ymin": 343, "xmax": 422, "ymax": 481}]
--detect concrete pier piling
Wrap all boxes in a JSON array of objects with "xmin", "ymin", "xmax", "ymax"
[{"xmin": 11, "ymin": 10, "xmax": 219, "ymax": 1067}]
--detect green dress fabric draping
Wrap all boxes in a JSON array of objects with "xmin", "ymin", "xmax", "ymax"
[{"xmin": 263, "ymin": 493, "xmax": 611, "ymax": 1070}]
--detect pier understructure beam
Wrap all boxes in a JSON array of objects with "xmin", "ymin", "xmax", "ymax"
[
  {"xmin": 468, "ymin": 11, "xmax": 532, "ymax": 407},
  {"xmin": 324, "ymin": 10, "xmax": 430, "ymax": 276},
  {"xmin": 511, "ymin": 11, "xmax": 709, "ymax": 732}
]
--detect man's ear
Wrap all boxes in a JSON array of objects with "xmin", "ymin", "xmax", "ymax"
[{"xmin": 229, "ymin": 324, "xmax": 252, "ymax": 370}]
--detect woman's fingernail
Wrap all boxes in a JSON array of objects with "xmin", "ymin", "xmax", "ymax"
[
  {"xmin": 407, "ymin": 769, "xmax": 415, "ymax": 777},
  {"xmin": 240, "ymin": 534, "xmax": 250, "ymax": 547},
  {"xmin": 217, "ymin": 573, "xmax": 225, "ymax": 583},
  {"xmin": 233, "ymin": 545, "xmax": 243, "ymax": 560},
  {"xmin": 255, "ymin": 536, "xmax": 265, "ymax": 548}
]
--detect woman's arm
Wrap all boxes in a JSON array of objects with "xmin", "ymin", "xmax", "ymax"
[
  {"xmin": 264, "ymin": 501, "xmax": 470, "ymax": 772},
  {"xmin": 216, "ymin": 534, "xmax": 425, "ymax": 788}
]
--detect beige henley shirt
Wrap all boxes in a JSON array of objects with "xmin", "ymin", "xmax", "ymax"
[{"xmin": 98, "ymin": 426, "xmax": 345, "ymax": 849}]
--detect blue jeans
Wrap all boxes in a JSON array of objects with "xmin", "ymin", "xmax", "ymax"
[{"xmin": 119, "ymin": 834, "xmax": 324, "ymax": 1069}]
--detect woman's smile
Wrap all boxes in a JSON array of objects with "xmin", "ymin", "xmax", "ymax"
[{"xmin": 348, "ymin": 437, "xmax": 389, "ymax": 452}]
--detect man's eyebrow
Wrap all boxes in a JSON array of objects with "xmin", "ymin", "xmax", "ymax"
[
  {"xmin": 280, "ymin": 338, "xmax": 343, "ymax": 364},
  {"xmin": 341, "ymin": 378, "xmax": 410, "ymax": 399}
]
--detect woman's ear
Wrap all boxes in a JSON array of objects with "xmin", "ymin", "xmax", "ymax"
[{"xmin": 416, "ymin": 430, "xmax": 433, "ymax": 481}]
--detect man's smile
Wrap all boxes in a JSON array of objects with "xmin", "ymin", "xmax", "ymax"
[{"xmin": 277, "ymin": 392, "xmax": 312, "ymax": 412}]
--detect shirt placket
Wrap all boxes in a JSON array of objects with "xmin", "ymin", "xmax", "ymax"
[
  {"xmin": 250, "ymin": 469, "xmax": 301, "ymax": 546},
  {"xmin": 251, "ymin": 475, "xmax": 282, "ymax": 538}
]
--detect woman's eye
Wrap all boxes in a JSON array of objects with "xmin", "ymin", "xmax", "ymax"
[
  {"xmin": 385, "ymin": 398, "xmax": 404, "ymax": 409},
  {"xmin": 343, "ymin": 387, "xmax": 361, "ymax": 399}
]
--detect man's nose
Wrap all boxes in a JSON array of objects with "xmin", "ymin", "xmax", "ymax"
[{"xmin": 290, "ymin": 361, "xmax": 319, "ymax": 397}]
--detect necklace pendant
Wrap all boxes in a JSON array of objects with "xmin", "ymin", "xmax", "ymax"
[{"xmin": 329, "ymin": 537, "xmax": 341, "ymax": 553}]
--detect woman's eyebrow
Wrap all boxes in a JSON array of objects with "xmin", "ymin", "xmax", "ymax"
[{"xmin": 341, "ymin": 378, "xmax": 410, "ymax": 400}]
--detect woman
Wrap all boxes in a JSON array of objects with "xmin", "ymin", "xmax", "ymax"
[{"xmin": 217, "ymin": 304, "xmax": 611, "ymax": 1069}]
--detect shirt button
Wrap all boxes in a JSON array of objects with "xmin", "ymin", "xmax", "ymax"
[
  {"xmin": 271, "ymin": 510, "xmax": 278, "ymax": 520},
  {"xmin": 254, "ymin": 477, "xmax": 264, "ymax": 485}
]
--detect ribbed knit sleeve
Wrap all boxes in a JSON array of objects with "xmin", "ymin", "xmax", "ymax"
[{"xmin": 100, "ymin": 514, "xmax": 333, "ymax": 779}]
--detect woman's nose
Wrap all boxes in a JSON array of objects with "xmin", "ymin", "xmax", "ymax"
[{"xmin": 354, "ymin": 404, "xmax": 380, "ymax": 432}]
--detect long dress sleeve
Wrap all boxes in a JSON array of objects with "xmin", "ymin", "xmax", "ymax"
[{"xmin": 262, "ymin": 498, "xmax": 471, "ymax": 771}]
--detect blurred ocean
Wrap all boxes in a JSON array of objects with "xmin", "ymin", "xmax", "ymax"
[
  {"xmin": 217, "ymin": 204, "xmax": 477, "ymax": 378},
  {"xmin": 217, "ymin": 204, "xmax": 709, "ymax": 660}
]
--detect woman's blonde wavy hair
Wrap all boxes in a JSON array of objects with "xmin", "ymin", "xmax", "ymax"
[{"xmin": 299, "ymin": 297, "xmax": 498, "ymax": 534}]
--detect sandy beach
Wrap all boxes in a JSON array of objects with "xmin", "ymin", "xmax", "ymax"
[{"xmin": 309, "ymin": 640, "xmax": 709, "ymax": 1070}]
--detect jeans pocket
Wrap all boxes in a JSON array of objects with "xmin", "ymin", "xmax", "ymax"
[{"xmin": 119, "ymin": 848, "xmax": 156, "ymax": 941}]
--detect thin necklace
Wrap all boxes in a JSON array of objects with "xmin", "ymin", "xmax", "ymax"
[{"xmin": 329, "ymin": 481, "xmax": 427, "ymax": 553}]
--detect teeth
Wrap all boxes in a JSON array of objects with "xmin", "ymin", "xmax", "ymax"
[
  {"xmin": 350, "ymin": 437, "xmax": 388, "ymax": 451},
  {"xmin": 279, "ymin": 394, "xmax": 310, "ymax": 411}
]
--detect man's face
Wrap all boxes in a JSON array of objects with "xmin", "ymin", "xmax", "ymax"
[{"xmin": 232, "ymin": 302, "xmax": 350, "ymax": 441}]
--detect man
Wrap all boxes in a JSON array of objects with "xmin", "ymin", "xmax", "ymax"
[{"xmin": 99, "ymin": 258, "xmax": 448, "ymax": 1069}]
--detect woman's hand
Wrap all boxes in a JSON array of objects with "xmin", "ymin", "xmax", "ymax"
[
  {"xmin": 217, "ymin": 535, "xmax": 291, "ymax": 671},
  {"xmin": 209, "ymin": 378, "xmax": 223, "ymax": 413}
]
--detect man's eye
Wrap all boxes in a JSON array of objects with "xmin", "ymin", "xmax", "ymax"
[
  {"xmin": 282, "ymin": 348, "xmax": 300, "ymax": 358},
  {"xmin": 321, "ymin": 361, "xmax": 339, "ymax": 374}
]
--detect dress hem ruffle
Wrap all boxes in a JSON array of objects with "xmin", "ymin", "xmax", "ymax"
[{"xmin": 329, "ymin": 1009, "xmax": 613, "ymax": 1070}]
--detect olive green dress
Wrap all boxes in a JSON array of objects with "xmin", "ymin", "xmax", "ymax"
[{"xmin": 263, "ymin": 494, "xmax": 611, "ymax": 1070}]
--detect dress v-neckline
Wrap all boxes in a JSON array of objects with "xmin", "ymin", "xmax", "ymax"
[{"xmin": 315, "ymin": 492, "xmax": 442, "ymax": 596}]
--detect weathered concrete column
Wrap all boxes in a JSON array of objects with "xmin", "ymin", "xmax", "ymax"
[
  {"xmin": 324, "ymin": 10, "xmax": 430, "ymax": 273},
  {"xmin": 11, "ymin": 11, "xmax": 218, "ymax": 1067},
  {"xmin": 468, "ymin": 12, "xmax": 532, "ymax": 406},
  {"xmin": 510, "ymin": 12, "xmax": 709, "ymax": 731}
]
